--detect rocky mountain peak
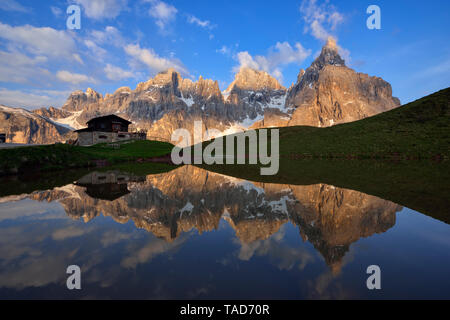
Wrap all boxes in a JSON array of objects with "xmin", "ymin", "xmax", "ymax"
[
  {"xmin": 85, "ymin": 88, "xmax": 103, "ymax": 100},
  {"xmin": 312, "ymin": 37, "xmax": 346, "ymax": 70},
  {"xmin": 135, "ymin": 68, "xmax": 182, "ymax": 92},
  {"xmin": 297, "ymin": 69, "xmax": 305, "ymax": 83},
  {"xmin": 286, "ymin": 37, "xmax": 400, "ymax": 128},
  {"xmin": 226, "ymin": 67, "xmax": 285, "ymax": 93}
]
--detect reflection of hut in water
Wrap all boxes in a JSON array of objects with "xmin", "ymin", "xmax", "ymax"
[
  {"xmin": 78, "ymin": 183, "xmax": 130, "ymax": 201},
  {"xmin": 74, "ymin": 171, "xmax": 146, "ymax": 201}
]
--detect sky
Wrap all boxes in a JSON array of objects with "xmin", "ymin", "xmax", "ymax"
[{"xmin": 0, "ymin": 0, "xmax": 449, "ymax": 109}]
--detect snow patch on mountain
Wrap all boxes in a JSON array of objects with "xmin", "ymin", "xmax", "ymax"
[{"xmin": 51, "ymin": 111, "xmax": 84, "ymax": 130}]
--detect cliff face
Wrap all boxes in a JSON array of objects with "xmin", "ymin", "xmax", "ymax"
[
  {"xmin": 0, "ymin": 105, "xmax": 70, "ymax": 144},
  {"xmin": 285, "ymin": 38, "xmax": 401, "ymax": 127},
  {"xmin": 23, "ymin": 166, "xmax": 402, "ymax": 271},
  {"xmin": 33, "ymin": 106, "xmax": 71, "ymax": 119}
]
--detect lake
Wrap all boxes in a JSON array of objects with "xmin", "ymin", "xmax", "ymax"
[{"xmin": 0, "ymin": 164, "xmax": 449, "ymax": 299}]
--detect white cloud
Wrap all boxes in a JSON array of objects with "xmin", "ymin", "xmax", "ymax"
[
  {"xmin": 83, "ymin": 26, "xmax": 126, "ymax": 61},
  {"xmin": 299, "ymin": 1, "xmax": 350, "ymax": 63},
  {"xmin": 56, "ymin": 70, "xmax": 95, "ymax": 84},
  {"xmin": 299, "ymin": 0, "xmax": 344, "ymax": 42},
  {"xmin": 104, "ymin": 64, "xmax": 135, "ymax": 80},
  {"xmin": 84, "ymin": 39, "xmax": 107, "ymax": 57},
  {"xmin": 0, "ymin": 0, "xmax": 30, "ymax": 12},
  {"xmin": 187, "ymin": 15, "xmax": 213, "ymax": 29},
  {"xmin": 147, "ymin": 0, "xmax": 178, "ymax": 30},
  {"xmin": 0, "ymin": 88, "xmax": 70, "ymax": 109},
  {"xmin": 91, "ymin": 26, "xmax": 125, "ymax": 46},
  {"xmin": 0, "ymin": 22, "xmax": 78, "ymax": 61},
  {"xmin": 125, "ymin": 43, "xmax": 188, "ymax": 75},
  {"xmin": 50, "ymin": 6, "xmax": 63, "ymax": 17},
  {"xmin": 74, "ymin": 0, "xmax": 128, "ymax": 20},
  {"xmin": 217, "ymin": 45, "xmax": 231, "ymax": 56},
  {"xmin": 234, "ymin": 42, "xmax": 311, "ymax": 82},
  {"xmin": 0, "ymin": 50, "xmax": 50, "ymax": 84}
]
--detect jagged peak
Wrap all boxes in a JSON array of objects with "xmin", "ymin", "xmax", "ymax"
[
  {"xmin": 324, "ymin": 37, "xmax": 338, "ymax": 51},
  {"xmin": 313, "ymin": 37, "xmax": 346, "ymax": 69},
  {"xmin": 158, "ymin": 67, "xmax": 178, "ymax": 75},
  {"xmin": 85, "ymin": 88, "xmax": 103, "ymax": 100},
  {"xmin": 226, "ymin": 67, "xmax": 285, "ymax": 92},
  {"xmin": 114, "ymin": 86, "xmax": 132, "ymax": 94},
  {"xmin": 297, "ymin": 69, "xmax": 305, "ymax": 83}
]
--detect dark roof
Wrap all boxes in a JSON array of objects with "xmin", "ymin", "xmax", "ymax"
[
  {"xmin": 86, "ymin": 114, "xmax": 132, "ymax": 125},
  {"xmin": 75, "ymin": 183, "xmax": 130, "ymax": 201},
  {"xmin": 74, "ymin": 127, "xmax": 94, "ymax": 133}
]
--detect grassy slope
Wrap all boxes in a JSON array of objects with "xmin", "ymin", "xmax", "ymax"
[
  {"xmin": 0, "ymin": 140, "xmax": 174, "ymax": 175},
  {"xmin": 277, "ymin": 87, "xmax": 449, "ymax": 159}
]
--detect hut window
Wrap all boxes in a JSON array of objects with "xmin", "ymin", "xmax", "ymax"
[{"xmin": 99, "ymin": 135, "xmax": 107, "ymax": 139}]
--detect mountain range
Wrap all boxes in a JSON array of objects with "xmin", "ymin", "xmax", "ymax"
[{"xmin": 1, "ymin": 38, "xmax": 400, "ymax": 144}]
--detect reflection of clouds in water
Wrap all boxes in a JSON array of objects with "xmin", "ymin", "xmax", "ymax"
[
  {"xmin": 101, "ymin": 230, "xmax": 135, "ymax": 247},
  {"xmin": 0, "ymin": 198, "xmax": 64, "ymax": 221},
  {"xmin": 306, "ymin": 244, "xmax": 357, "ymax": 300},
  {"xmin": 231, "ymin": 225, "xmax": 315, "ymax": 271},
  {"xmin": 52, "ymin": 225, "xmax": 93, "ymax": 241},
  {"xmin": 0, "ymin": 200, "xmax": 191, "ymax": 291},
  {"xmin": 121, "ymin": 233, "xmax": 189, "ymax": 269},
  {"xmin": 307, "ymin": 270, "xmax": 355, "ymax": 300}
]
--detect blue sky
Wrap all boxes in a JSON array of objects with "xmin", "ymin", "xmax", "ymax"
[{"xmin": 0, "ymin": 0, "xmax": 449, "ymax": 109}]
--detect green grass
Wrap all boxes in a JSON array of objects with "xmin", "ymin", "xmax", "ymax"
[
  {"xmin": 0, "ymin": 140, "xmax": 174, "ymax": 175},
  {"xmin": 276, "ymin": 87, "xmax": 449, "ymax": 159}
]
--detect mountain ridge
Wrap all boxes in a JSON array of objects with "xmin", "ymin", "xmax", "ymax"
[{"xmin": 1, "ymin": 40, "xmax": 401, "ymax": 144}]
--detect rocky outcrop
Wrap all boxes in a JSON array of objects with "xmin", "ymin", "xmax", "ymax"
[
  {"xmin": 285, "ymin": 38, "xmax": 401, "ymax": 127},
  {"xmin": 0, "ymin": 105, "xmax": 70, "ymax": 144},
  {"xmin": 33, "ymin": 106, "xmax": 71, "ymax": 119},
  {"xmin": 55, "ymin": 68, "xmax": 289, "ymax": 141}
]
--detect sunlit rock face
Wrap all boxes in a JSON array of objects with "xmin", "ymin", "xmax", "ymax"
[
  {"xmin": 285, "ymin": 38, "xmax": 401, "ymax": 127},
  {"xmin": 0, "ymin": 105, "xmax": 70, "ymax": 144},
  {"xmin": 55, "ymin": 40, "xmax": 398, "ymax": 140},
  {"xmin": 57, "ymin": 68, "xmax": 288, "ymax": 141},
  {"xmin": 24, "ymin": 166, "xmax": 402, "ymax": 271},
  {"xmin": 33, "ymin": 106, "xmax": 71, "ymax": 119}
]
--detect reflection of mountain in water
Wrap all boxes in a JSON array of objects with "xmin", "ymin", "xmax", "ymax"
[{"xmin": 27, "ymin": 166, "xmax": 402, "ymax": 272}]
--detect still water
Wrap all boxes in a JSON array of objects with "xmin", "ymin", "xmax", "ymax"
[{"xmin": 0, "ymin": 165, "xmax": 449, "ymax": 299}]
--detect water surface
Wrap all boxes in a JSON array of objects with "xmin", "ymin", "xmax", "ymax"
[{"xmin": 0, "ymin": 165, "xmax": 449, "ymax": 299}]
